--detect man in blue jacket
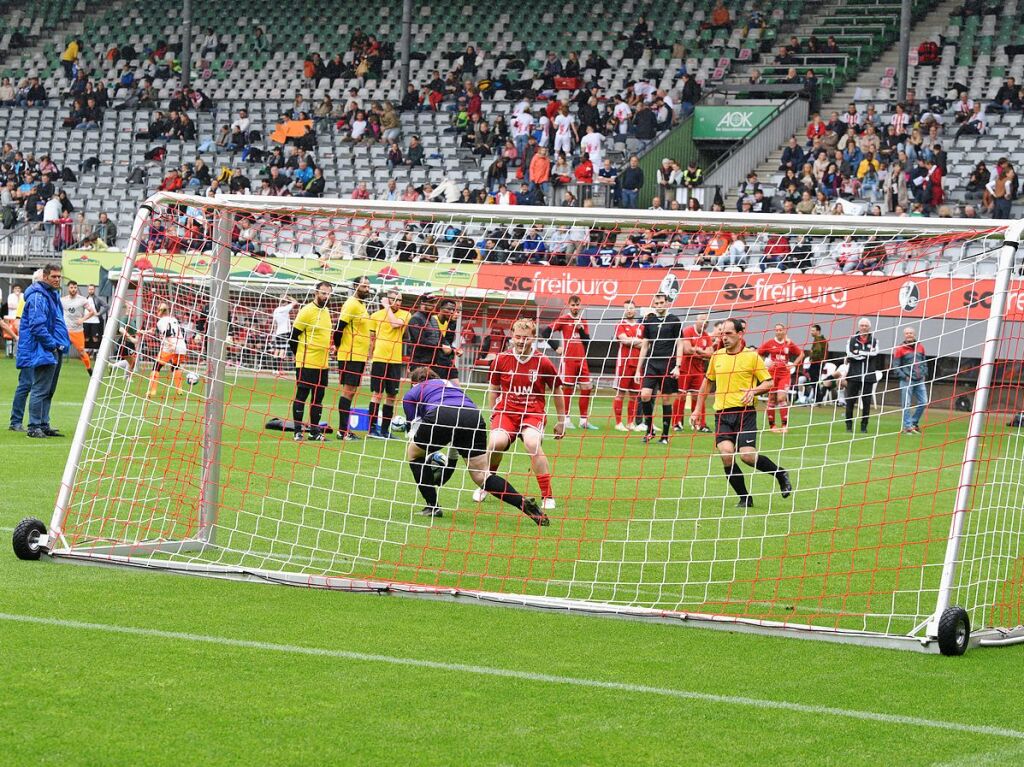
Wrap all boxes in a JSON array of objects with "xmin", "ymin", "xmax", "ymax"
[
  {"xmin": 17, "ymin": 263, "xmax": 70, "ymax": 438},
  {"xmin": 891, "ymin": 326, "xmax": 929, "ymax": 434}
]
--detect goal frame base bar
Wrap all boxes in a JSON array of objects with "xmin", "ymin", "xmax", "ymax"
[{"xmin": 43, "ymin": 545, "xmax": 1014, "ymax": 654}]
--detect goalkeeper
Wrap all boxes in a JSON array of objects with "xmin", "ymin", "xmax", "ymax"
[
  {"xmin": 692, "ymin": 318, "xmax": 793, "ymax": 508},
  {"xmin": 402, "ymin": 367, "xmax": 548, "ymax": 526}
]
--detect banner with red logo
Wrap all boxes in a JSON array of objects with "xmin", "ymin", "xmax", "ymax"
[{"xmin": 474, "ymin": 265, "xmax": 1024, "ymax": 321}]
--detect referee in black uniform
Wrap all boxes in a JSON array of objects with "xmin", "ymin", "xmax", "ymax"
[
  {"xmin": 693, "ymin": 318, "xmax": 793, "ymax": 508},
  {"xmin": 634, "ymin": 292, "xmax": 682, "ymax": 444}
]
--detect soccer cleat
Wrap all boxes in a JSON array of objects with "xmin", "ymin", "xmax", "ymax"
[
  {"xmin": 860, "ymin": 423, "xmax": 869, "ymax": 434},
  {"xmin": 579, "ymin": 421, "xmax": 600, "ymax": 431},
  {"xmin": 614, "ymin": 423, "xmax": 628, "ymax": 432},
  {"xmin": 472, "ymin": 486, "xmax": 488, "ymax": 503},
  {"xmin": 308, "ymin": 432, "xmax": 326, "ymax": 442},
  {"xmin": 641, "ymin": 432, "xmax": 655, "ymax": 444},
  {"xmin": 911, "ymin": 425, "xmax": 922, "ymax": 433},
  {"xmin": 293, "ymin": 431, "xmax": 304, "ymax": 442},
  {"xmin": 562, "ymin": 419, "xmax": 577, "ymax": 430},
  {"xmin": 523, "ymin": 499, "xmax": 550, "ymax": 526},
  {"xmin": 418, "ymin": 506, "xmax": 443, "ymax": 518},
  {"xmin": 367, "ymin": 427, "xmax": 385, "ymax": 440},
  {"xmin": 673, "ymin": 423, "xmax": 685, "ymax": 432},
  {"xmin": 777, "ymin": 470, "xmax": 793, "ymax": 499},
  {"xmin": 697, "ymin": 426, "xmax": 712, "ymax": 433},
  {"xmin": 337, "ymin": 431, "xmax": 361, "ymax": 441},
  {"xmin": 736, "ymin": 495, "xmax": 754, "ymax": 509},
  {"xmin": 658, "ymin": 436, "xmax": 669, "ymax": 445},
  {"xmin": 542, "ymin": 497, "xmax": 556, "ymax": 510},
  {"xmin": 379, "ymin": 429, "xmax": 393, "ymax": 439},
  {"xmin": 631, "ymin": 422, "xmax": 647, "ymax": 431}
]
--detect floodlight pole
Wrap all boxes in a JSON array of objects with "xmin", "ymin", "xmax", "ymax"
[
  {"xmin": 400, "ymin": 0, "xmax": 413, "ymax": 96},
  {"xmin": 896, "ymin": 0, "xmax": 911, "ymax": 102},
  {"xmin": 926, "ymin": 221, "xmax": 1024, "ymax": 639},
  {"xmin": 198, "ymin": 210, "xmax": 233, "ymax": 546}
]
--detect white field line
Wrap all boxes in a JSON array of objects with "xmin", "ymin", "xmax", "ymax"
[{"xmin": 1, "ymin": 611, "xmax": 1023, "ymax": 741}]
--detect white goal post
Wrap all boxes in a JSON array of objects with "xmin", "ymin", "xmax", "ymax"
[{"xmin": 14, "ymin": 193, "xmax": 1024, "ymax": 655}]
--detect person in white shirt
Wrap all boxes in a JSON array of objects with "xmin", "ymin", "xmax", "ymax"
[
  {"xmin": 580, "ymin": 125, "xmax": 604, "ymax": 168},
  {"xmin": 512, "ymin": 109, "xmax": 535, "ymax": 160},
  {"xmin": 231, "ymin": 109, "xmax": 250, "ymax": 136},
  {"xmin": 612, "ymin": 97, "xmax": 632, "ymax": 135},
  {"xmin": 270, "ymin": 296, "xmax": 298, "ymax": 371},
  {"xmin": 43, "ymin": 195, "xmax": 63, "ymax": 234},
  {"xmin": 149, "ymin": 303, "xmax": 189, "ymax": 396},
  {"xmin": 495, "ymin": 184, "xmax": 516, "ymax": 206},
  {"xmin": 633, "ymin": 80, "xmax": 656, "ymax": 102},
  {"xmin": 535, "ymin": 109, "xmax": 551, "ymax": 148},
  {"xmin": 553, "ymin": 104, "xmax": 577, "ymax": 158}
]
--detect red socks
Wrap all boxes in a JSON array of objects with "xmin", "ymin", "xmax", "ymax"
[{"xmin": 536, "ymin": 473, "xmax": 552, "ymax": 498}]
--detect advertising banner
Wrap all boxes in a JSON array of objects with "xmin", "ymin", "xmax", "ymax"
[{"xmin": 692, "ymin": 105, "xmax": 777, "ymax": 140}]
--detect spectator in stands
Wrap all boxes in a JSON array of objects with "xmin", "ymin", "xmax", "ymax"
[
  {"xmin": 159, "ymin": 168, "xmax": 183, "ymax": 192},
  {"xmin": 780, "ymin": 136, "xmax": 805, "ymax": 172},
  {"xmin": 60, "ymin": 38, "xmax": 82, "ymax": 81},
  {"xmin": 708, "ymin": 0, "xmax": 732, "ymax": 32},
  {"xmin": 0, "ymin": 77, "xmax": 14, "ymax": 106},
  {"xmin": 955, "ymin": 104, "xmax": 985, "ymax": 138},
  {"xmin": 966, "ymin": 161, "xmax": 990, "ymax": 200},
  {"xmin": 76, "ymin": 97, "xmax": 103, "ymax": 130},
  {"xmin": 619, "ymin": 155, "xmax": 643, "ymax": 209},
  {"xmin": 351, "ymin": 181, "xmax": 370, "ymax": 200},
  {"xmin": 528, "ymin": 147, "xmax": 552, "ymax": 203},
  {"xmin": 990, "ymin": 166, "xmax": 1017, "ymax": 219},
  {"xmin": 680, "ymin": 160, "xmax": 703, "ymax": 207},
  {"xmin": 541, "ymin": 52, "xmax": 563, "ymax": 90},
  {"xmin": 805, "ymin": 113, "xmax": 826, "ymax": 147},
  {"xmin": 485, "ymin": 158, "xmax": 508, "ymax": 194},
  {"xmin": 405, "ymin": 135, "xmax": 424, "ymax": 167},
  {"xmin": 381, "ymin": 103, "xmax": 401, "ymax": 143},
  {"xmin": 679, "ymin": 73, "xmax": 700, "ymax": 117},
  {"xmin": 795, "ymin": 190, "xmax": 815, "ymax": 214},
  {"xmin": 93, "ymin": 213, "xmax": 116, "ymax": 246}
]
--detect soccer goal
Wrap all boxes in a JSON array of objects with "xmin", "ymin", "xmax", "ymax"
[{"xmin": 13, "ymin": 193, "xmax": 1024, "ymax": 655}]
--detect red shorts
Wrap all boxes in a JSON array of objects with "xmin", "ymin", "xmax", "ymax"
[
  {"xmin": 770, "ymin": 371, "xmax": 792, "ymax": 392},
  {"xmin": 491, "ymin": 410, "xmax": 546, "ymax": 438},
  {"xmin": 559, "ymin": 356, "xmax": 591, "ymax": 389},
  {"xmin": 615, "ymin": 359, "xmax": 639, "ymax": 391},
  {"xmin": 680, "ymin": 372, "xmax": 706, "ymax": 392}
]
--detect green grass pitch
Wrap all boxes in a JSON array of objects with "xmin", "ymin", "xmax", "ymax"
[{"xmin": 2, "ymin": 358, "xmax": 1023, "ymax": 765}]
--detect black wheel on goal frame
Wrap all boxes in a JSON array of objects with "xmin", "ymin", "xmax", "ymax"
[
  {"xmin": 937, "ymin": 606, "xmax": 971, "ymax": 656},
  {"xmin": 12, "ymin": 518, "xmax": 48, "ymax": 561}
]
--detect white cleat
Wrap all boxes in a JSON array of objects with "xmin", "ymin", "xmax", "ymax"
[
  {"xmin": 562, "ymin": 419, "xmax": 577, "ymax": 430},
  {"xmin": 614, "ymin": 423, "xmax": 628, "ymax": 432},
  {"xmin": 472, "ymin": 486, "xmax": 488, "ymax": 503},
  {"xmin": 542, "ymin": 497, "xmax": 556, "ymax": 510},
  {"xmin": 631, "ymin": 423, "xmax": 647, "ymax": 431}
]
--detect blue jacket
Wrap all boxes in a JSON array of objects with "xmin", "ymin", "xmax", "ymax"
[{"xmin": 16, "ymin": 281, "xmax": 70, "ymax": 369}]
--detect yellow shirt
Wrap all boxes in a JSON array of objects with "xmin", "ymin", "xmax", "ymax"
[
  {"xmin": 293, "ymin": 301, "xmax": 333, "ymax": 370},
  {"xmin": 337, "ymin": 296, "xmax": 371, "ymax": 362},
  {"xmin": 370, "ymin": 307, "xmax": 410, "ymax": 364},
  {"xmin": 706, "ymin": 345, "xmax": 771, "ymax": 411},
  {"xmin": 61, "ymin": 41, "xmax": 79, "ymax": 63}
]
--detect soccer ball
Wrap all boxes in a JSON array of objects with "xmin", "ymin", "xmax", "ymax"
[
  {"xmin": 391, "ymin": 415, "xmax": 407, "ymax": 433},
  {"xmin": 185, "ymin": 372, "xmax": 201, "ymax": 386},
  {"xmin": 428, "ymin": 450, "xmax": 457, "ymax": 486}
]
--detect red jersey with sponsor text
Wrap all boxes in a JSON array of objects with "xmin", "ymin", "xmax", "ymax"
[
  {"xmin": 681, "ymin": 325, "xmax": 713, "ymax": 375},
  {"xmin": 550, "ymin": 312, "xmax": 589, "ymax": 358},
  {"xmin": 491, "ymin": 351, "xmax": 560, "ymax": 415},
  {"xmin": 615, "ymin": 319, "xmax": 643, "ymax": 363},
  {"xmin": 757, "ymin": 338, "xmax": 802, "ymax": 373}
]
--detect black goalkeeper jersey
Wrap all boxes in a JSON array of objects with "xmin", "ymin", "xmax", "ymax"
[{"xmin": 642, "ymin": 312, "xmax": 682, "ymax": 364}]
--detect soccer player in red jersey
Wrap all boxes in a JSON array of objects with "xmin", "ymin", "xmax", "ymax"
[
  {"xmin": 613, "ymin": 300, "xmax": 644, "ymax": 431},
  {"xmin": 476, "ymin": 318, "xmax": 566, "ymax": 510},
  {"xmin": 674, "ymin": 313, "xmax": 715, "ymax": 432},
  {"xmin": 757, "ymin": 322, "xmax": 804, "ymax": 432},
  {"xmin": 542, "ymin": 295, "xmax": 597, "ymax": 430}
]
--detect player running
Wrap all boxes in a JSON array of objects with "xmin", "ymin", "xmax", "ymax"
[
  {"xmin": 635, "ymin": 292, "xmax": 683, "ymax": 444},
  {"xmin": 367, "ymin": 287, "xmax": 410, "ymax": 439},
  {"xmin": 61, "ymin": 280, "xmax": 95, "ymax": 375},
  {"xmin": 757, "ymin": 323, "xmax": 804, "ymax": 433},
  {"xmin": 542, "ymin": 295, "xmax": 597, "ymax": 431},
  {"xmin": 148, "ymin": 303, "xmax": 187, "ymax": 397},
  {"xmin": 613, "ymin": 300, "xmax": 644, "ymax": 431},
  {"xmin": 474, "ymin": 318, "xmax": 566, "ymax": 509},
  {"xmin": 675, "ymin": 313, "xmax": 714, "ymax": 433},
  {"xmin": 693, "ymin": 317, "xmax": 793, "ymax": 508},
  {"xmin": 403, "ymin": 366, "xmax": 548, "ymax": 525}
]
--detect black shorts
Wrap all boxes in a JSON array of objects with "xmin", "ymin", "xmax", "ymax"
[
  {"xmin": 432, "ymin": 363, "xmax": 458, "ymax": 381},
  {"xmin": 337, "ymin": 359, "xmax": 366, "ymax": 387},
  {"xmin": 370, "ymin": 361, "xmax": 403, "ymax": 395},
  {"xmin": 715, "ymin": 407, "xmax": 758, "ymax": 449},
  {"xmin": 117, "ymin": 341, "xmax": 136, "ymax": 359},
  {"xmin": 642, "ymin": 362, "xmax": 678, "ymax": 394},
  {"xmin": 272, "ymin": 333, "xmax": 290, "ymax": 352},
  {"xmin": 84, "ymin": 323, "xmax": 102, "ymax": 347},
  {"xmin": 413, "ymin": 404, "xmax": 487, "ymax": 459},
  {"xmin": 296, "ymin": 366, "xmax": 330, "ymax": 394}
]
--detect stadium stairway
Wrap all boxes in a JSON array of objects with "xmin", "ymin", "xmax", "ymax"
[{"xmin": 723, "ymin": 0, "xmax": 964, "ymax": 212}]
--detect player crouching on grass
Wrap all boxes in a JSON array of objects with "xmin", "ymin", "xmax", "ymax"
[
  {"xmin": 402, "ymin": 366, "xmax": 548, "ymax": 526},
  {"xmin": 473, "ymin": 318, "xmax": 566, "ymax": 510},
  {"xmin": 693, "ymin": 318, "xmax": 793, "ymax": 509}
]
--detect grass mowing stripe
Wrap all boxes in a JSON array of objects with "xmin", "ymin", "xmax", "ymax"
[{"xmin": 2, "ymin": 611, "xmax": 1022, "ymax": 742}]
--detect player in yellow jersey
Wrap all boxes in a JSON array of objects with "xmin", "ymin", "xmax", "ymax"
[
  {"xmin": 692, "ymin": 318, "xmax": 793, "ymax": 508},
  {"xmin": 289, "ymin": 281, "xmax": 333, "ymax": 442},
  {"xmin": 367, "ymin": 287, "xmax": 410, "ymax": 439},
  {"xmin": 332, "ymin": 275, "xmax": 373, "ymax": 441}
]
